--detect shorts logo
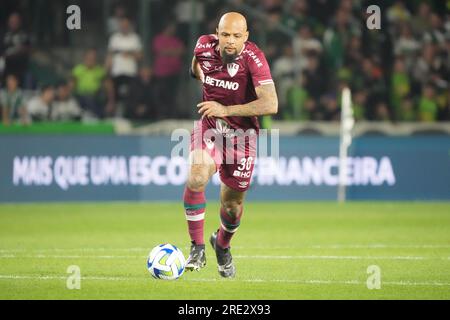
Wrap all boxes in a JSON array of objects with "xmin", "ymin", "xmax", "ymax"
[
  {"xmin": 214, "ymin": 119, "xmax": 235, "ymax": 138},
  {"xmin": 238, "ymin": 181, "xmax": 249, "ymax": 188},
  {"xmin": 233, "ymin": 170, "xmax": 251, "ymax": 178},
  {"xmin": 227, "ymin": 63, "xmax": 239, "ymax": 77}
]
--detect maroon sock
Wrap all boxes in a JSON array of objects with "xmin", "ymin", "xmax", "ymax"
[
  {"xmin": 217, "ymin": 206, "xmax": 243, "ymax": 249},
  {"xmin": 183, "ymin": 187, "xmax": 206, "ymax": 245}
]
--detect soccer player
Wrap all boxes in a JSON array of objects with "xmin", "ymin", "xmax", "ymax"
[{"xmin": 184, "ymin": 12, "xmax": 278, "ymax": 277}]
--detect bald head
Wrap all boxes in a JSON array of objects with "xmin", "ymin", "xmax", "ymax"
[
  {"xmin": 218, "ymin": 12, "xmax": 247, "ymax": 33},
  {"xmin": 216, "ymin": 12, "xmax": 249, "ymax": 64}
]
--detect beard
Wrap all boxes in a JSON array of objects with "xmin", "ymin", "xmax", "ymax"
[{"xmin": 221, "ymin": 48, "xmax": 238, "ymax": 65}]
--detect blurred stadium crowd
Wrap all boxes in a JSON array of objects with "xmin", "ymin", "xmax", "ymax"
[{"xmin": 0, "ymin": 0, "xmax": 449, "ymax": 126}]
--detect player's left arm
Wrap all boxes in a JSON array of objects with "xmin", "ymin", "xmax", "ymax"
[{"xmin": 197, "ymin": 83, "xmax": 278, "ymax": 118}]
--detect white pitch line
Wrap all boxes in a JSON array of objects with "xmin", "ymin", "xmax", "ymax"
[
  {"xmin": 236, "ymin": 255, "xmax": 450, "ymax": 261},
  {"xmin": 308, "ymin": 244, "xmax": 450, "ymax": 249},
  {"xmin": 0, "ymin": 248, "xmax": 149, "ymax": 253},
  {"xmin": 188, "ymin": 278, "xmax": 450, "ymax": 287},
  {"xmin": 0, "ymin": 254, "xmax": 142, "ymax": 259},
  {"xmin": 1, "ymin": 244, "xmax": 450, "ymax": 253},
  {"xmin": 0, "ymin": 275, "xmax": 128, "ymax": 281},
  {"xmin": 1, "ymin": 274, "xmax": 450, "ymax": 287},
  {"xmin": 0, "ymin": 254, "xmax": 449, "ymax": 261}
]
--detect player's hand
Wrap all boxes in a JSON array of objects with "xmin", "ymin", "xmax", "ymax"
[{"xmin": 197, "ymin": 101, "xmax": 228, "ymax": 118}]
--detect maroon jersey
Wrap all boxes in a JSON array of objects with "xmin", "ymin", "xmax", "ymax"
[{"xmin": 194, "ymin": 34, "xmax": 274, "ymax": 132}]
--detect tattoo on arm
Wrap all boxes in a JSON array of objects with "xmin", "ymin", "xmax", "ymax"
[{"xmin": 227, "ymin": 83, "xmax": 278, "ymax": 117}]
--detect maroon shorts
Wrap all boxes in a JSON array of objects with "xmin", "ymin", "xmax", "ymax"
[{"xmin": 190, "ymin": 120, "xmax": 257, "ymax": 192}]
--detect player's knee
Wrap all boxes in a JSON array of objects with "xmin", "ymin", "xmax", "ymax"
[
  {"xmin": 187, "ymin": 172, "xmax": 209, "ymax": 191},
  {"xmin": 221, "ymin": 200, "xmax": 243, "ymax": 219}
]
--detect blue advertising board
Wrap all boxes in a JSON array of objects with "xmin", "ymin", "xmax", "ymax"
[{"xmin": 0, "ymin": 135, "xmax": 449, "ymax": 202}]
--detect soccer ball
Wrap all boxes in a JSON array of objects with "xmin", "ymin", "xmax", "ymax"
[{"xmin": 147, "ymin": 244, "xmax": 186, "ymax": 280}]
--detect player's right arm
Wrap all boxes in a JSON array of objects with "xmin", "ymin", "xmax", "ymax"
[
  {"xmin": 191, "ymin": 35, "xmax": 217, "ymax": 83},
  {"xmin": 190, "ymin": 56, "xmax": 204, "ymax": 82}
]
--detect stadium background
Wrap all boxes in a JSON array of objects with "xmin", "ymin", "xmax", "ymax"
[
  {"xmin": 0, "ymin": 0, "xmax": 449, "ymax": 201},
  {"xmin": 0, "ymin": 0, "xmax": 450, "ymax": 300}
]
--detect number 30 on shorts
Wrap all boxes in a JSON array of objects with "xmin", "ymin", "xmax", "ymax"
[{"xmin": 237, "ymin": 157, "xmax": 253, "ymax": 171}]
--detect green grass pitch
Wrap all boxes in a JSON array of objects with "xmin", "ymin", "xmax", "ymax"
[{"xmin": 0, "ymin": 202, "xmax": 449, "ymax": 300}]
